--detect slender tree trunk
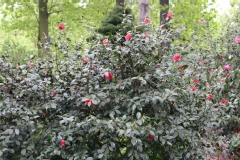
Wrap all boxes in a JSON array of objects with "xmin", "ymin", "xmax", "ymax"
[
  {"xmin": 158, "ymin": 0, "xmax": 170, "ymax": 62},
  {"xmin": 139, "ymin": 0, "xmax": 149, "ymax": 24},
  {"xmin": 160, "ymin": 0, "xmax": 169, "ymax": 25},
  {"xmin": 116, "ymin": 0, "xmax": 125, "ymax": 6},
  {"xmin": 38, "ymin": 0, "xmax": 49, "ymax": 58}
]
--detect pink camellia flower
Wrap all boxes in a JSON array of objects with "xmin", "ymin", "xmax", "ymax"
[
  {"xmin": 200, "ymin": 60, "xmax": 205, "ymax": 65},
  {"xmin": 190, "ymin": 87, "xmax": 197, "ymax": 91},
  {"xmin": 58, "ymin": 23, "xmax": 65, "ymax": 31},
  {"xmin": 144, "ymin": 18, "xmax": 150, "ymax": 24},
  {"xmin": 173, "ymin": 54, "xmax": 181, "ymax": 62},
  {"xmin": 85, "ymin": 99, "xmax": 94, "ymax": 106},
  {"xmin": 210, "ymin": 69, "xmax": 213, "ymax": 73},
  {"xmin": 125, "ymin": 33, "xmax": 131, "ymax": 41},
  {"xmin": 221, "ymin": 99, "xmax": 227, "ymax": 105},
  {"xmin": 60, "ymin": 140, "xmax": 66, "ymax": 147},
  {"xmin": 193, "ymin": 79, "xmax": 198, "ymax": 85},
  {"xmin": 103, "ymin": 39, "xmax": 109, "ymax": 45},
  {"xmin": 234, "ymin": 36, "xmax": 240, "ymax": 43},
  {"xmin": 224, "ymin": 64, "xmax": 231, "ymax": 71},
  {"xmin": 198, "ymin": 19, "xmax": 205, "ymax": 24},
  {"xmin": 166, "ymin": 13, "xmax": 174, "ymax": 20},
  {"xmin": 82, "ymin": 58, "xmax": 89, "ymax": 63},
  {"xmin": 148, "ymin": 134, "xmax": 154, "ymax": 141},
  {"xmin": 104, "ymin": 71, "xmax": 113, "ymax": 80}
]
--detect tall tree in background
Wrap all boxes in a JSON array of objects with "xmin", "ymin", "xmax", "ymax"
[
  {"xmin": 38, "ymin": 0, "xmax": 49, "ymax": 58},
  {"xmin": 139, "ymin": 0, "xmax": 149, "ymax": 23},
  {"xmin": 160, "ymin": 0, "xmax": 169, "ymax": 25},
  {"xmin": 116, "ymin": 0, "xmax": 125, "ymax": 6}
]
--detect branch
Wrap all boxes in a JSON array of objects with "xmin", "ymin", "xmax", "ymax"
[
  {"xmin": 24, "ymin": 2, "xmax": 39, "ymax": 22},
  {"xmin": 48, "ymin": 9, "xmax": 63, "ymax": 16},
  {"xmin": 48, "ymin": 1, "xmax": 61, "ymax": 16}
]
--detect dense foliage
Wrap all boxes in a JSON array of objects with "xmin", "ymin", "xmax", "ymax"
[
  {"xmin": 88, "ymin": 5, "xmax": 133, "ymax": 42},
  {"xmin": 98, "ymin": 5, "xmax": 132, "ymax": 37},
  {"xmin": 0, "ymin": 7, "xmax": 240, "ymax": 159}
]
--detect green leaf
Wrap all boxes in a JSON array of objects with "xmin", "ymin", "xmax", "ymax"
[
  {"xmin": 21, "ymin": 149, "xmax": 26, "ymax": 155},
  {"xmin": 98, "ymin": 154, "xmax": 104, "ymax": 159},
  {"xmin": 50, "ymin": 103, "xmax": 57, "ymax": 109},
  {"xmin": 136, "ymin": 112, "xmax": 141, "ymax": 119},
  {"xmin": 15, "ymin": 128, "xmax": 19, "ymax": 135},
  {"xmin": 131, "ymin": 138, "xmax": 137, "ymax": 146}
]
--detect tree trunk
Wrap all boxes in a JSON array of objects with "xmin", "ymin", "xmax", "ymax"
[
  {"xmin": 38, "ymin": 0, "xmax": 49, "ymax": 58},
  {"xmin": 160, "ymin": 0, "xmax": 169, "ymax": 25},
  {"xmin": 116, "ymin": 0, "xmax": 125, "ymax": 6},
  {"xmin": 139, "ymin": 0, "xmax": 149, "ymax": 24}
]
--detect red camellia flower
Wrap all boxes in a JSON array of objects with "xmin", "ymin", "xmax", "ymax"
[
  {"xmin": 85, "ymin": 99, "xmax": 94, "ymax": 106},
  {"xmin": 190, "ymin": 87, "xmax": 197, "ymax": 91},
  {"xmin": 206, "ymin": 94, "xmax": 213, "ymax": 101},
  {"xmin": 193, "ymin": 79, "xmax": 198, "ymax": 85},
  {"xmin": 148, "ymin": 135, "xmax": 154, "ymax": 140},
  {"xmin": 82, "ymin": 58, "xmax": 89, "ymax": 63},
  {"xmin": 143, "ymin": 32, "xmax": 147, "ymax": 39},
  {"xmin": 226, "ymin": 73, "xmax": 230, "ymax": 78},
  {"xmin": 104, "ymin": 71, "xmax": 113, "ymax": 80},
  {"xmin": 5, "ymin": 87, "xmax": 10, "ymax": 92},
  {"xmin": 103, "ymin": 39, "xmax": 109, "ymax": 45},
  {"xmin": 125, "ymin": 33, "xmax": 131, "ymax": 41},
  {"xmin": 58, "ymin": 23, "xmax": 65, "ymax": 31},
  {"xmin": 29, "ymin": 61, "xmax": 34, "ymax": 69},
  {"xmin": 60, "ymin": 140, "xmax": 66, "ymax": 147},
  {"xmin": 166, "ymin": 13, "xmax": 174, "ymax": 20},
  {"xmin": 173, "ymin": 54, "xmax": 181, "ymax": 62},
  {"xmin": 221, "ymin": 99, "xmax": 227, "ymax": 105},
  {"xmin": 144, "ymin": 18, "xmax": 150, "ymax": 24},
  {"xmin": 200, "ymin": 60, "xmax": 205, "ymax": 65},
  {"xmin": 178, "ymin": 65, "xmax": 183, "ymax": 69},
  {"xmin": 51, "ymin": 91, "xmax": 56, "ymax": 98},
  {"xmin": 236, "ymin": 128, "xmax": 240, "ymax": 133}
]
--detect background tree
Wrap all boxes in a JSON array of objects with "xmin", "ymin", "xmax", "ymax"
[
  {"xmin": 0, "ymin": 1, "xmax": 115, "ymax": 62},
  {"xmin": 160, "ymin": 0, "xmax": 169, "ymax": 25},
  {"xmin": 38, "ymin": 0, "xmax": 50, "ymax": 58},
  {"xmin": 139, "ymin": 0, "xmax": 149, "ymax": 23},
  {"xmin": 95, "ymin": 5, "xmax": 132, "ymax": 43}
]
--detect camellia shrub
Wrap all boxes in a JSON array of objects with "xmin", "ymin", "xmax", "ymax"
[{"xmin": 0, "ymin": 14, "xmax": 239, "ymax": 160}]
